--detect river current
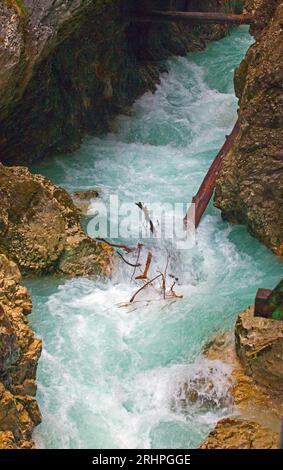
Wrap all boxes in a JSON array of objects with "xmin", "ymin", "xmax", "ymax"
[{"xmin": 28, "ymin": 27, "xmax": 282, "ymax": 449}]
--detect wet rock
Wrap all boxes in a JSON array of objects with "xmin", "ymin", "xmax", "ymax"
[
  {"xmin": 199, "ymin": 417, "xmax": 279, "ymax": 449},
  {"xmin": 176, "ymin": 358, "xmax": 233, "ymax": 411},
  {"xmin": 231, "ymin": 360, "xmax": 283, "ymax": 430},
  {"xmin": 0, "ymin": 254, "xmax": 42, "ymax": 448},
  {"xmin": 181, "ymin": 374, "xmax": 232, "ymax": 410},
  {"xmin": 244, "ymin": 1, "xmax": 279, "ymax": 37},
  {"xmin": 215, "ymin": 0, "xmax": 283, "ymax": 255},
  {"xmin": 0, "ymin": 164, "xmax": 113, "ymax": 276},
  {"xmin": 235, "ymin": 306, "xmax": 283, "ymax": 394},
  {"xmin": 0, "ymin": 1, "xmax": 235, "ymax": 164},
  {"xmin": 203, "ymin": 332, "xmax": 235, "ymax": 363},
  {"xmin": 72, "ymin": 190, "xmax": 99, "ymax": 200},
  {"xmin": 201, "ymin": 308, "xmax": 283, "ymax": 446},
  {"xmin": 0, "ymin": 431, "xmax": 17, "ymax": 449},
  {"xmin": 71, "ymin": 189, "xmax": 99, "ymax": 215},
  {"xmin": 204, "ymin": 327, "xmax": 283, "ymax": 426}
]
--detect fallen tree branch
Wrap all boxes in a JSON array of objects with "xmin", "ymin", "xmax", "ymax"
[
  {"xmin": 130, "ymin": 273, "xmax": 163, "ymax": 303},
  {"xmin": 170, "ymin": 280, "xmax": 176, "ymax": 293},
  {"xmin": 168, "ymin": 280, "xmax": 183, "ymax": 299},
  {"xmin": 136, "ymin": 202, "xmax": 155, "ymax": 234},
  {"xmin": 135, "ymin": 251, "xmax": 152, "ymax": 280},
  {"xmin": 161, "ymin": 272, "xmax": 166, "ymax": 300},
  {"xmin": 96, "ymin": 237, "xmax": 137, "ymax": 253},
  {"xmin": 116, "ymin": 251, "xmax": 142, "ymax": 268},
  {"xmin": 131, "ymin": 243, "xmax": 143, "ymax": 280}
]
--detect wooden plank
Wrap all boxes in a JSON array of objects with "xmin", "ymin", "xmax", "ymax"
[{"xmin": 131, "ymin": 11, "xmax": 253, "ymax": 25}]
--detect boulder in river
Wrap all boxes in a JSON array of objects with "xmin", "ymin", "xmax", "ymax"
[
  {"xmin": 0, "ymin": 164, "xmax": 113, "ymax": 276},
  {"xmin": 177, "ymin": 359, "xmax": 233, "ymax": 411}
]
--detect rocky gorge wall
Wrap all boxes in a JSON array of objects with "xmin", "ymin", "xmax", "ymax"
[
  {"xmin": 1, "ymin": 0, "xmax": 282, "ymax": 452},
  {"xmin": 0, "ymin": 254, "xmax": 41, "ymax": 448},
  {"xmin": 214, "ymin": 0, "xmax": 283, "ymax": 255},
  {"xmin": 0, "ymin": 0, "xmax": 239, "ymax": 448},
  {"xmin": 0, "ymin": 0, "xmax": 237, "ymax": 164},
  {"xmin": 199, "ymin": 305, "xmax": 283, "ymax": 449},
  {"xmin": 0, "ymin": 163, "xmax": 114, "ymax": 448}
]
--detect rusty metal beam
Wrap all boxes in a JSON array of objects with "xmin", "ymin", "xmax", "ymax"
[
  {"xmin": 131, "ymin": 11, "xmax": 253, "ymax": 25},
  {"xmin": 254, "ymin": 288, "xmax": 273, "ymax": 318},
  {"xmin": 184, "ymin": 120, "xmax": 240, "ymax": 228},
  {"xmin": 255, "ymin": 280, "xmax": 283, "ymax": 320}
]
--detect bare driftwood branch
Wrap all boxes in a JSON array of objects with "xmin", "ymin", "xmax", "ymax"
[
  {"xmin": 170, "ymin": 280, "xmax": 176, "ymax": 293},
  {"xmin": 131, "ymin": 243, "xmax": 143, "ymax": 280},
  {"xmin": 164, "ymin": 255, "xmax": 170, "ymax": 276},
  {"xmin": 168, "ymin": 280, "xmax": 183, "ymax": 299},
  {"xmin": 96, "ymin": 237, "xmax": 137, "ymax": 253},
  {"xmin": 161, "ymin": 272, "xmax": 166, "ymax": 300},
  {"xmin": 118, "ymin": 298, "xmax": 170, "ymax": 308},
  {"xmin": 136, "ymin": 202, "xmax": 155, "ymax": 234},
  {"xmin": 130, "ymin": 273, "xmax": 163, "ymax": 303},
  {"xmin": 168, "ymin": 292, "xmax": 183, "ymax": 299},
  {"xmin": 135, "ymin": 251, "xmax": 152, "ymax": 280},
  {"xmin": 116, "ymin": 251, "xmax": 142, "ymax": 268}
]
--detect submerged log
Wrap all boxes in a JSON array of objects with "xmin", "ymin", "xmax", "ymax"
[{"xmin": 131, "ymin": 11, "xmax": 253, "ymax": 25}]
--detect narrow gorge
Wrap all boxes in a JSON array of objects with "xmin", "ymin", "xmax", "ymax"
[{"xmin": 0, "ymin": 0, "xmax": 282, "ymax": 451}]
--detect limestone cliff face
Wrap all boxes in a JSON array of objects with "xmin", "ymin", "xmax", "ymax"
[
  {"xmin": 0, "ymin": 0, "xmax": 236, "ymax": 164},
  {"xmin": 0, "ymin": 163, "xmax": 113, "ymax": 276},
  {"xmin": 235, "ymin": 306, "xmax": 283, "ymax": 394},
  {"xmin": 0, "ymin": 254, "xmax": 41, "ymax": 449},
  {"xmin": 214, "ymin": 0, "xmax": 283, "ymax": 255}
]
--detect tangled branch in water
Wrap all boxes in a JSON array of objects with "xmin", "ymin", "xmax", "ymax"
[
  {"xmin": 130, "ymin": 274, "xmax": 163, "ymax": 303},
  {"xmin": 96, "ymin": 237, "xmax": 138, "ymax": 253}
]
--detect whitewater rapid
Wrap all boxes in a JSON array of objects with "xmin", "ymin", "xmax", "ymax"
[{"xmin": 28, "ymin": 27, "xmax": 282, "ymax": 449}]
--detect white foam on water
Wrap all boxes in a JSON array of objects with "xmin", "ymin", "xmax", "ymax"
[{"xmin": 28, "ymin": 27, "xmax": 282, "ymax": 449}]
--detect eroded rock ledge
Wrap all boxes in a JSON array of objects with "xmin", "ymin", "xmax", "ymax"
[
  {"xmin": 0, "ymin": 254, "xmax": 41, "ymax": 449},
  {"xmin": 235, "ymin": 306, "xmax": 283, "ymax": 394},
  {"xmin": 0, "ymin": 163, "xmax": 113, "ymax": 277},
  {"xmin": 200, "ymin": 417, "xmax": 279, "ymax": 449},
  {"xmin": 215, "ymin": 0, "xmax": 283, "ymax": 255},
  {"xmin": 199, "ymin": 305, "xmax": 283, "ymax": 449}
]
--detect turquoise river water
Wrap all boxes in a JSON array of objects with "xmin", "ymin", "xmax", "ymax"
[{"xmin": 28, "ymin": 27, "xmax": 282, "ymax": 449}]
